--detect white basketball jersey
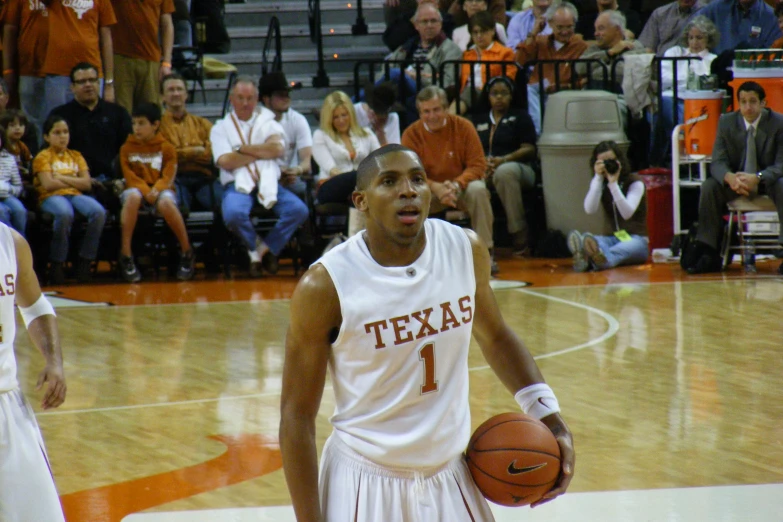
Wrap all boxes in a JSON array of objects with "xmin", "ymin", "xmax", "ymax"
[
  {"xmin": 317, "ymin": 218, "xmax": 476, "ymax": 468},
  {"xmin": 0, "ymin": 223, "xmax": 18, "ymax": 392}
]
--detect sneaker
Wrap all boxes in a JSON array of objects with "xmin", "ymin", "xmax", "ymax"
[
  {"xmin": 75, "ymin": 258, "xmax": 93, "ymax": 283},
  {"xmin": 177, "ymin": 249, "xmax": 195, "ymax": 281},
  {"xmin": 511, "ymin": 230, "xmax": 529, "ymax": 257},
  {"xmin": 567, "ymin": 230, "xmax": 588, "ymax": 272},
  {"xmin": 49, "ymin": 262, "xmax": 66, "ymax": 285},
  {"xmin": 261, "ymin": 251, "xmax": 279, "ymax": 275},
  {"xmin": 489, "ymin": 248, "xmax": 500, "ymax": 276},
  {"xmin": 119, "ymin": 255, "xmax": 141, "ymax": 283},
  {"xmin": 582, "ymin": 233, "xmax": 607, "ymax": 268}
]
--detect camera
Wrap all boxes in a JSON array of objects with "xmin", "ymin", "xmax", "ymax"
[{"xmin": 603, "ymin": 159, "xmax": 620, "ymax": 175}]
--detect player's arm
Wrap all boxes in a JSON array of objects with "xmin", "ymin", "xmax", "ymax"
[
  {"xmin": 279, "ymin": 264, "xmax": 341, "ymax": 522},
  {"xmin": 12, "ymin": 230, "xmax": 66, "ymax": 410},
  {"xmin": 467, "ymin": 230, "xmax": 574, "ymax": 506}
]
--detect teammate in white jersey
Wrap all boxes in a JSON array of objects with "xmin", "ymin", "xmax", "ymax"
[
  {"xmin": 280, "ymin": 144, "xmax": 574, "ymax": 521},
  {"xmin": 0, "ymin": 222, "xmax": 67, "ymax": 521}
]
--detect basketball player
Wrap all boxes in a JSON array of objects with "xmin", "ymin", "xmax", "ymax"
[
  {"xmin": 0, "ymin": 222, "xmax": 67, "ymax": 521},
  {"xmin": 280, "ymin": 144, "xmax": 574, "ymax": 521}
]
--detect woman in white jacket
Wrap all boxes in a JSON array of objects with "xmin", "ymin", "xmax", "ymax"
[{"xmin": 312, "ymin": 91, "xmax": 381, "ymax": 235}]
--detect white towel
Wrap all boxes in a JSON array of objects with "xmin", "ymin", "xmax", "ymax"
[{"xmin": 231, "ymin": 109, "xmax": 286, "ymax": 209}]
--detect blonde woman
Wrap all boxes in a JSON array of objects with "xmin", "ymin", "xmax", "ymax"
[{"xmin": 313, "ymin": 91, "xmax": 381, "ymax": 235}]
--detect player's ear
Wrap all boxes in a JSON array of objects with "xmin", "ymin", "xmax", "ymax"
[{"xmin": 352, "ymin": 190, "xmax": 368, "ymax": 211}]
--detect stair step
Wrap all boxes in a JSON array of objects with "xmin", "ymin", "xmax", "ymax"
[{"xmin": 228, "ymin": 22, "xmax": 386, "ymax": 39}]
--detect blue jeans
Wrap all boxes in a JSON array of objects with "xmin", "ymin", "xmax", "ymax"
[
  {"xmin": 221, "ymin": 182, "xmax": 309, "ymax": 256},
  {"xmin": 40, "ymin": 194, "xmax": 107, "ymax": 262},
  {"xmin": 19, "ymin": 76, "xmax": 47, "ymax": 140},
  {"xmin": 0, "ymin": 196, "xmax": 27, "ymax": 235},
  {"xmin": 175, "ymin": 176, "xmax": 224, "ymax": 212},
  {"xmin": 592, "ymin": 234, "xmax": 649, "ymax": 270},
  {"xmin": 44, "ymin": 76, "xmax": 77, "ymax": 127}
]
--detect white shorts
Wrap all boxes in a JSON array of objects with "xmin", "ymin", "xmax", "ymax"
[
  {"xmin": 319, "ymin": 433, "xmax": 495, "ymax": 522},
  {"xmin": 0, "ymin": 389, "xmax": 65, "ymax": 522}
]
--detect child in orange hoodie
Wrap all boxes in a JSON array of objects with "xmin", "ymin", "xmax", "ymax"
[{"xmin": 118, "ymin": 102, "xmax": 193, "ymax": 283}]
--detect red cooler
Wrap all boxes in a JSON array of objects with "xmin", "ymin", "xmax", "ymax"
[{"xmin": 681, "ymin": 90, "xmax": 725, "ymax": 156}]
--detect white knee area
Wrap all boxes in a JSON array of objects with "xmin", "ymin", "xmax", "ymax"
[{"xmin": 19, "ymin": 294, "xmax": 56, "ymax": 329}]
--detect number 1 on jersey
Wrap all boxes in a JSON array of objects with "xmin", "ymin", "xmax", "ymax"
[{"xmin": 419, "ymin": 343, "xmax": 439, "ymax": 394}]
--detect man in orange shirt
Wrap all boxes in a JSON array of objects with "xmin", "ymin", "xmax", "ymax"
[
  {"xmin": 401, "ymin": 85, "xmax": 498, "ymax": 273},
  {"xmin": 2, "ymin": 0, "xmax": 48, "ymax": 134},
  {"xmin": 110, "ymin": 0, "xmax": 175, "ymax": 113},
  {"xmin": 41, "ymin": 0, "xmax": 116, "ymax": 120}
]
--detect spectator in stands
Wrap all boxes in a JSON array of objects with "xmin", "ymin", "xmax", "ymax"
[
  {"xmin": 507, "ymin": 0, "xmax": 554, "ymax": 51},
  {"xmin": 658, "ymin": 16, "xmax": 718, "ymax": 139},
  {"xmin": 313, "ymin": 91, "xmax": 381, "ymax": 236},
  {"xmin": 577, "ymin": 11, "xmax": 646, "ymax": 91},
  {"xmin": 159, "ymin": 73, "xmax": 221, "ymax": 213},
  {"xmin": 0, "ymin": 110, "xmax": 33, "ymax": 190},
  {"xmin": 118, "ymin": 102, "xmax": 194, "ymax": 283},
  {"xmin": 49, "ymin": 62, "xmax": 133, "ymax": 213},
  {"xmin": 2, "ymin": 0, "xmax": 48, "ymax": 136},
  {"xmin": 401, "ymin": 86, "xmax": 497, "ymax": 273},
  {"xmin": 698, "ymin": 0, "xmax": 781, "ymax": 55},
  {"xmin": 259, "ymin": 71, "xmax": 311, "ymax": 201},
  {"xmin": 473, "ymin": 76, "xmax": 538, "ymax": 255},
  {"xmin": 211, "ymin": 75, "xmax": 309, "ymax": 277},
  {"xmin": 386, "ymin": 2, "xmax": 462, "ymax": 117},
  {"xmin": 441, "ymin": 0, "xmax": 508, "ymax": 26},
  {"xmin": 33, "ymin": 114, "xmax": 107, "ymax": 284},
  {"xmin": 110, "ymin": 0, "xmax": 175, "ymax": 112},
  {"xmin": 638, "ymin": 0, "xmax": 704, "ymax": 55},
  {"xmin": 0, "ymin": 125, "xmax": 26, "ymax": 235},
  {"xmin": 452, "ymin": 0, "xmax": 508, "ymax": 51},
  {"xmin": 41, "ymin": 0, "xmax": 117, "ymax": 120},
  {"xmin": 354, "ymin": 82, "xmax": 403, "ymax": 146},
  {"xmin": 567, "ymin": 140, "xmax": 648, "ymax": 271},
  {"xmin": 452, "ymin": 12, "xmax": 517, "ymax": 114},
  {"xmin": 687, "ymin": 81, "xmax": 783, "ymax": 275},
  {"xmin": 515, "ymin": 2, "xmax": 587, "ymax": 135},
  {"xmin": 773, "ymin": 4, "xmax": 783, "ymax": 49},
  {"xmin": 577, "ymin": 0, "xmax": 643, "ymax": 41}
]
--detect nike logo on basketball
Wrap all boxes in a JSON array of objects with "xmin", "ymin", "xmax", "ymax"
[{"xmin": 507, "ymin": 461, "xmax": 546, "ymax": 475}]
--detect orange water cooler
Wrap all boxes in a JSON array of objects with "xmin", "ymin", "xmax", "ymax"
[{"xmin": 680, "ymin": 90, "xmax": 725, "ymax": 156}]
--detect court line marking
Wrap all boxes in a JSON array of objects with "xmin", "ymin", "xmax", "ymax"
[{"xmin": 38, "ymin": 287, "xmax": 618, "ymax": 417}]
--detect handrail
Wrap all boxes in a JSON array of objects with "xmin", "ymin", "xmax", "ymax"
[
  {"xmin": 438, "ymin": 59, "xmax": 526, "ymax": 119},
  {"xmin": 353, "ymin": 59, "xmax": 437, "ymax": 103},
  {"xmin": 308, "ymin": 0, "xmax": 329, "ymax": 87},
  {"xmin": 531, "ymin": 58, "xmax": 608, "ymax": 124},
  {"xmin": 352, "ymin": 0, "xmax": 368, "ymax": 35},
  {"xmin": 261, "ymin": 16, "xmax": 283, "ymax": 77},
  {"xmin": 222, "ymin": 70, "xmax": 238, "ymax": 118}
]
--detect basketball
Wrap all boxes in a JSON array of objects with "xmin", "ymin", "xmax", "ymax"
[{"xmin": 466, "ymin": 412, "xmax": 561, "ymax": 507}]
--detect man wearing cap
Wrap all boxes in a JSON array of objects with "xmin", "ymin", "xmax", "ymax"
[
  {"xmin": 159, "ymin": 72, "xmax": 222, "ymax": 212},
  {"xmin": 259, "ymin": 71, "xmax": 312, "ymax": 201},
  {"xmin": 353, "ymin": 82, "xmax": 402, "ymax": 146}
]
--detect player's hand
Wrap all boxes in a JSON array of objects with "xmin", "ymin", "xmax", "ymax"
[
  {"xmin": 37, "ymin": 363, "xmax": 66, "ymax": 410},
  {"xmin": 532, "ymin": 413, "xmax": 574, "ymax": 508}
]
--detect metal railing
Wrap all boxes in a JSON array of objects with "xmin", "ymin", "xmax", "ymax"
[
  {"xmin": 308, "ymin": 0, "xmax": 329, "ymax": 87},
  {"xmin": 353, "ymin": 59, "xmax": 438, "ymax": 103},
  {"xmin": 261, "ymin": 16, "xmax": 283, "ymax": 77}
]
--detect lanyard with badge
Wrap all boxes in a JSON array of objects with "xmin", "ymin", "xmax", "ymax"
[{"xmin": 611, "ymin": 188, "xmax": 632, "ymax": 242}]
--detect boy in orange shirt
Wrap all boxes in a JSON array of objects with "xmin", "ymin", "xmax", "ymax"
[{"xmin": 118, "ymin": 102, "xmax": 193, "ymax": 282}]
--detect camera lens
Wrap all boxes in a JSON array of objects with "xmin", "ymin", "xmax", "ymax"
[{"xmin": 604, "ymin": 159, "xmax": 619, "ymax": 174}]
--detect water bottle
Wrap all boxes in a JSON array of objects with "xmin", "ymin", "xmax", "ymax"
[{"xmin": 743, "ymin": 238, "xmax": 756, "ymax": 273}]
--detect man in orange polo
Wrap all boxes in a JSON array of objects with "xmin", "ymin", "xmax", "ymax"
[{"xmin": 110, "ymin": 0, "xmax": 175, "ymax": 113}]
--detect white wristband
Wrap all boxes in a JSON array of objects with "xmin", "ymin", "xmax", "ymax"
[
  {"xmin": 18, "ymin": 294, "xmax": 56, "ymax": 328},
  {"xmin": 514, "ymin": 383, "xmax": 561, "ymax": 420}
]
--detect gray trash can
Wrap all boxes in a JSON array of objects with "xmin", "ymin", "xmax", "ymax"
[{"xmin": 538, "ymin": 91, "xmax": 630, "ymax": 236}]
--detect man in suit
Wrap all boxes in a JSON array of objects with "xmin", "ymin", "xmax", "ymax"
[{"xmin": 688, "ymin": 81, "xmax": 783, "ymax": 274}]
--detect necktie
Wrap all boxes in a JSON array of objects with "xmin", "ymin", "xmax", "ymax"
[{"xmin": 744, "ymin": 126, "xmax": 757, "ymax": 174}]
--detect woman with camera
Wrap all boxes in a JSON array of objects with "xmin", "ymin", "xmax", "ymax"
[{"xmin": 567, "ymin": 141, "xmax": 648, "ymax": 272}]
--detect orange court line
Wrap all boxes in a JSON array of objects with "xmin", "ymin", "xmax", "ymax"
[{"xmin": 59, "ymin": 434, "xmax": 282, "ymax": 522}]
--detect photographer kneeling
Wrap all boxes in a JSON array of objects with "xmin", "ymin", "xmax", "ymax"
[{"xmin": 566, "ymin": 141, "xmax": 649, "ymax": 272}]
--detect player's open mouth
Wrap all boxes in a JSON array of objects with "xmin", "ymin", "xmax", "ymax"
[{"xmin": 397, "ymin": 207, "xmax": 420, "ymax": 224}]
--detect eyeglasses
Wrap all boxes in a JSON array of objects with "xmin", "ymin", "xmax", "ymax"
[
  {"xmin": 464, "ymin": 0, "xmax": 487, "ymax": 3},
  {"xmin": 417, "ymin": 18, "xmax": 441, "ymax": 25},
  {"xmin": 553, "ymin": 24, "xmax": 575, "ymax": 31},
  {"xmin": 73, "ymin": 78, "xmax": 100, "ymax": 85}
]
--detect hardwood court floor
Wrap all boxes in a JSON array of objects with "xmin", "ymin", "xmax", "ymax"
[{"xmin": 13, "ymin": 254, "xmax": 783, "ymax": 521}]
